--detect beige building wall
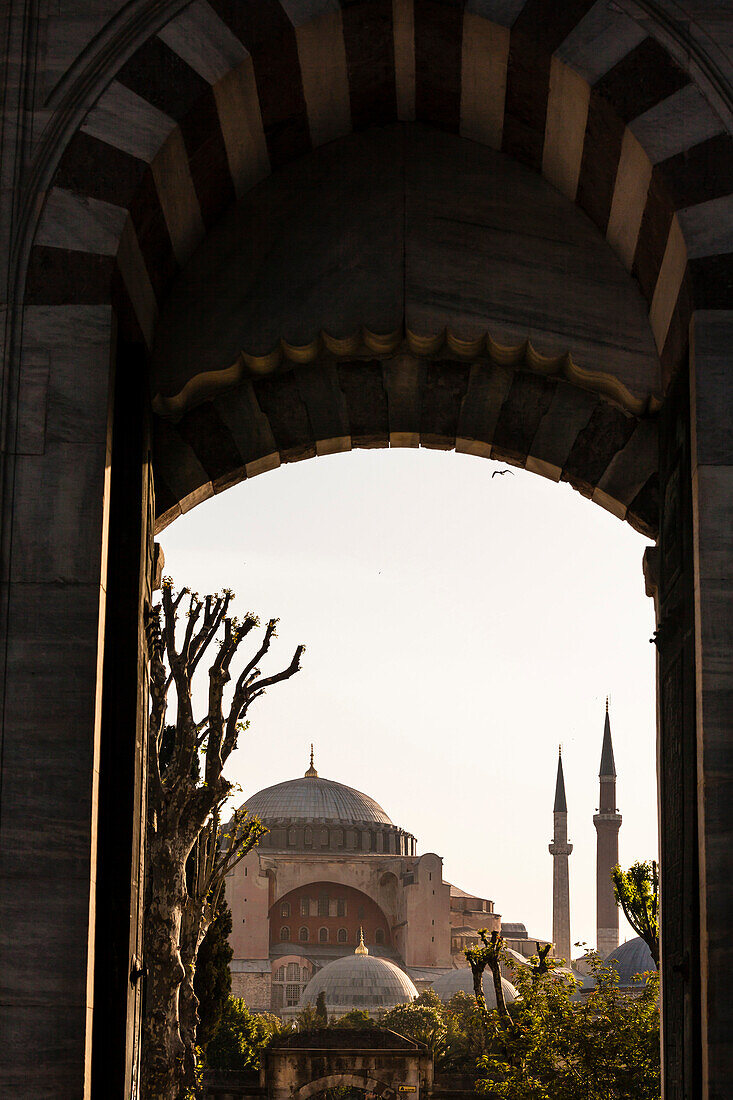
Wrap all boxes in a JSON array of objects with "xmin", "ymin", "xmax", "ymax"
[
  {"xmin": 226, "ymin": 848, "xmax": 271, "ymax": 960},
  {"xmin": 403, "ymin": 854, "xmax": 452, "ymax": 967},
  {"xmin": 227, "ymin": 848, "xmax": 457, "ymax": 978}
]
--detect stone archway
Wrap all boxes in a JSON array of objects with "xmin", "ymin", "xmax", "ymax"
[
  {"xmin": 1, "ymin": 3, "xmax": 731, "ymax": 1098},
  {"xmin": 297, "ymin": 1073, "xmax": 394, "ymax": 1099},
  {"xmin": 264, "ymin": 1029, "xmax": 431, "ymax": 1100},
  {"xmin": 148, "ymin": 123, "xmax": 660, "ymax": 537}
]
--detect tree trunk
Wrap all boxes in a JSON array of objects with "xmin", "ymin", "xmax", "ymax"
[
  {"xmin": 488, "ymin": 956, "xmax": 509, "ymax": 1021},
  {"xmin": 178, "ymin": 897, "xmax": 209, "ymax": 1095},
  {"xmin": 141, "ymin": 829, "xmax": 188, "ymax": 1099}
]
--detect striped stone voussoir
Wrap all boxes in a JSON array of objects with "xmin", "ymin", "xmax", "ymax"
[
  {"xmin": 152, "ymin": 353, "xmax": 660, "ymax": 540},
  {"xmin": 25, "ymin": 0, "xmax": 732, "ymax": 387}
]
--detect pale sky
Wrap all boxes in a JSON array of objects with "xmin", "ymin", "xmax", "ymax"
[{"xmin": 160, "ymin": 447, "xmax": 658, "ymax": 956}]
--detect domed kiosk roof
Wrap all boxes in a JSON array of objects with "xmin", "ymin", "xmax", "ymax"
[
  {"xmin": 430, "ymin": 968, "xmax": 518, "ymax": 1007},
  {"xmin": 605, "ymin": 937, "xmax": 656, "ymax": 987},
  {"xmin": 299, "ymin": 932, "xmax": 417, "ymax": 1017},
  {"xmin": 245, "ymin": 749, "xmax": 392, "ymax": 825}
]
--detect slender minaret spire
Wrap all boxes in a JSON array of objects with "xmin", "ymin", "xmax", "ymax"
[
  {"xmin": 594, "ymin": 700, "xmax": 622, "ymax": 958},
  {"xmin": 549, "ymin": 746, "xmax": 572, "ymax": 964}
]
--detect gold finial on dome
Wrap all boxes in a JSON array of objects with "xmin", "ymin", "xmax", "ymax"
[
  {"xmin": 355, "ymin": 926, "xmax": 368, "ymax": 956},
  {"xmin": 305, "ymin": 744, "xmax": 318, "ymax": 779}
]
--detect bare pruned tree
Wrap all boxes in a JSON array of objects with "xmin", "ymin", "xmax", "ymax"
[
  {"xmin": 143, "ymin": 581, "xmax": 304, "ymax": 1100},
  {"xmin": 465, "ymin": 929, "xmax": 510, "ymax": 1023}
]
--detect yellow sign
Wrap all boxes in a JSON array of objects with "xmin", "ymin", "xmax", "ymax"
[{"xmin": 398, "ymin": 1088, "xmax": 416, "ymax": 1093}]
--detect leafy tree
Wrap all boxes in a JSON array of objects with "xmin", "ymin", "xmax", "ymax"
[
  {"xmin": 442, "ymin": 991, "xmax": 492, "ymax": 1070},
  {"xmin": 205, "ymin": 998, "xmax": 283, "ymax": 1071},
  {"xmin": 381, "ymin": 1001, "xmax": 449, "ymax": 1067},
  {"xmin": 143, "ymin": 583, "xmax": 303, "ymax": 1099},
  {"xmin": 612, "ymin": 861, "xmax": 660, "ymax": 967},
  {"xmin": 475, "ymin": 957, "xmax": 660, "ymax": 1099},
  {"xmin": 330, "ymin": 1009, "xmax": 375, "ymax": 1030},
  {"xmin": 194, "ymin": 895, "xmax": 233, "ymax": 1054},
  {"xmin": 296, "ymin": 1002, "xmax": 321, "ymax": 1031}
]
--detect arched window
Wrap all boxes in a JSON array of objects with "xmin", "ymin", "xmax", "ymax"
[
  {"xmin": 320, "ymin": 827, "xmax": 329, "ymax": 847},
  {"xmin": 299, "ymin": 926, "xmax": 309, "ymax": 942},
  {"xmin": 319, "ymin": 927, "xmax": 329, "ymax": 943},
  {"xmin": 318, "ymin": 893, "xmax": 329, "ymax": 917},
  {"xmin": 286, "ymin": 963, "xmax": 300, "ymax": 981},
  {"xmin": 275, "ymin": 966, "xmax": 285, "ymax": 981},
  {"xmin": 304, "ymin": 826, "xmax": 313, "ymax": 847},
  {"xmin": 337, "ymin": 898, "xmax": 346, "ymax": 917},
  {"xmin": 280, "ymin": 901, "xmax": 290, "ymax": 918},
  {"xmin": 337, "ymin": 928, "xmax": 348, "ymax": 943},
  {"xmin": 287, "ymin": 827, "xmax": 297, "ymax": 847},
  {"xmin": 280, "ymin": 926, "xmax": 290, "ymax": 941},
  {"xmin": 375, "ymin": 928, "xmax": 385, "ymax": 945}
]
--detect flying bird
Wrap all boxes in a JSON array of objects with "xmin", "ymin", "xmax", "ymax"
[{"xmin": 492, "ymin": 469, "xmax": 514, "ymax": 478}]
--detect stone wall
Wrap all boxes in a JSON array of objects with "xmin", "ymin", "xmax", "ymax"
[{"xmin": 230, "ymin": 972, "xmax": 271, "ymax": 1015}]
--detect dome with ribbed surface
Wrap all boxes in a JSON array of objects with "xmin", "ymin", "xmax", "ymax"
[
  {"xmin": 245, "ymin": 775, "xmax": 392, "ymax": 825},
  {"xmin": 299, "ymin": 951, "xmax": 417, "ymax": 1017},
  {"xmin": 430, "ymin": 968, "xmax": 518, "ymax": 1007},
  {"xmin": 605, "ymin": 937, "xmax": 656, "ymax": 987}
]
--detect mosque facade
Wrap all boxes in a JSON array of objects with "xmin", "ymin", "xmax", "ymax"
[
  {"xmin": 226, "ymin": 708, "xmax": 625, "ymax": 1018},
  {"xmin": 224, "ymin": 748, "xmax": 542, "ymax": 1016}
]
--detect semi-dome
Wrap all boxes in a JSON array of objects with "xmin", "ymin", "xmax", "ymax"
[
  {"xmin": 245, "ymin": 749, "xmax": 392, "ymax": 825},
  {"xmin": 430, "ymin": 968, "xmax": 518, "ymax": 1007},
  {"xmin": 605, "ymin": 937, "xmax": 656, "ymax": 987},
  {"xmin": 299, "ymin": 934, "xmax": 417, "ymax": 1017}
]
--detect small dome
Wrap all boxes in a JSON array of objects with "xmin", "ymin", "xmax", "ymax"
[
  {"xmin": 503, "ymin": 948, "xmax": 532, "ymax": 970},
  {"xmin": 245, "ymin": 775, "xmax": 392, "ymax": 825},
  {"xmin": 299, "ymin": 951, "xmax": 417, "ymax": 1017},
  {"xmin": 430, "ymin": 968, "xmax": 518, "ymax": 1007},
  {"xmin": 605, "ymin": 937, "xmax": 656, "ymax": 987}
]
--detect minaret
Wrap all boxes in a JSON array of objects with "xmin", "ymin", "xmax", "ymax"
[
  {"xmin": 549, "ymin": 746, "xmax": 572, "ymax": 964},
  {"xmin": 594, "ymin": 700, "xmax": 622, "ymax": 959}
]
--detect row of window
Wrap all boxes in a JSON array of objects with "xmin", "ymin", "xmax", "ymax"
[
  {"xmin": 282, "ymin": 827, "xmax": 394, "ymax": 849},
  {"xmin": 272, "ymin": 963, "xmax": 311, "ymax": 1008},
  {"xmin": 278, "ymin": 926, "xmax": 385, "ymax": 945},
  {"xmin": 280, "ymin": 895, "xmax": 348, "ymax": 919},
  {"xmin": 274, "ymin": 963, "xmax": 310, "ymax": 982}
]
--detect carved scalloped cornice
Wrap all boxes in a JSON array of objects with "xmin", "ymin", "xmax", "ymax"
[{"xmin": 151, "ymin": 326, "xmax": 660, "ymax": 422}]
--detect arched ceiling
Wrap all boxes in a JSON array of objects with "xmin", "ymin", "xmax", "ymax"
[
  {"xmin": 29, "ymin": 0, "xmax": 732, "ymax": 389},
  {"xmin": 22, "ymin": 0, "xmax": 732, "ymax": 539},
  {"xmin": 151, "ymin": 124, "xmax": 660, "ymax": 413}
]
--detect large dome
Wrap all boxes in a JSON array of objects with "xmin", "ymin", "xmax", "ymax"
[
  {"xmin": 430, "ymin": 968, "xmax": 518, "ymax": 1007},
  {"xmin": 245, "ymin": 764, "xmax": 392, "ymax": 826},
  {"xmin": 299, "ymin": 946, "xmax": 417, "ymax": 1017}
]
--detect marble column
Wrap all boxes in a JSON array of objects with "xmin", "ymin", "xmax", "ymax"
[{"xmin": 690, "ymin": 311, "xmax": 733, "ymax": 1096}]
